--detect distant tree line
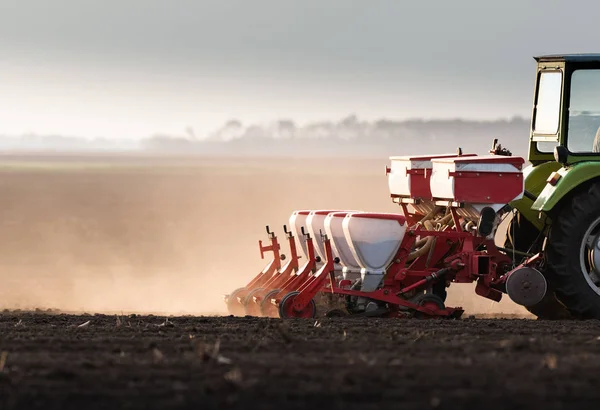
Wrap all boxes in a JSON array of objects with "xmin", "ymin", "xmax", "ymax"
[
  {"xmin": 0, "ymin": 115, "xmax": 531, "ymax": 157},
  {"xmin": 144, "ymin": 114, "xmax": 531, "ymax": 157}
]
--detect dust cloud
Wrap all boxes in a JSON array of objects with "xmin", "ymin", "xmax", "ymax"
[{"xmin": 0, "ymin": 154, "xmax": 530, "ymax": 317}]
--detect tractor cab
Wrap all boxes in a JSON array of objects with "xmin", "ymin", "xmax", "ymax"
[
  {"xmin": 508, "ymin": 55, "xmax": 600, "ymax": 220},
  {"xmin": 529, "ymin": 54, "xmax": 600, "ymax": 165}
]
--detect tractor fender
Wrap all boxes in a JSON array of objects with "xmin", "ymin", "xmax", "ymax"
[
  {"xmin": 509, "ymin": 162, "xmax": 561, "ymax": 230},
  {"xmin": 531, "ymin": 162, "xmax": 600, "ymax": 213}
]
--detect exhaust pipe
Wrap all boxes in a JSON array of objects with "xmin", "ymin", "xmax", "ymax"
[{"xmin": 505, "ymin": 267, "xmax": 547, "ymax": 307}]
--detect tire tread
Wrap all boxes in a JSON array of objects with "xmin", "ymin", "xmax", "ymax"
[{"xmin": 545, "ymin": 183, "xmax": 600, "ymax": 319}]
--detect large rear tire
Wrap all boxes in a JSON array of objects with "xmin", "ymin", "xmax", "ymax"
[
  {"xmin": 545, "ymin": 182, "xmax": 600, "ymax": 319},
  {"xmin": 505, "ymin": 212, "xmax": 572, "ymax": 320}
]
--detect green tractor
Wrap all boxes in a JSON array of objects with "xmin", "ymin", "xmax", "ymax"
[{"xmin": 507, "ymin": 54, "xmax": 600, "ymax": 319}]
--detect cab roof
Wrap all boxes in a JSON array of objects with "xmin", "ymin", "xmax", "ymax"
[{"xmin": 535, "ymin": 54, "xmax": 600, "ymax": 63}]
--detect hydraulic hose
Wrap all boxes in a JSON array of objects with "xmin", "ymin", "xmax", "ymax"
[
  {"xmin": 407, "ymin": 220, "xmax": 436, "ymax": 262},
  {"xmin": 414, "ymin": 237, "xmax": 428, "ymax": 248},
  {"xmin": 437, "ymin": 213, "xmax": 453, "ymax": 226},
  {"xmin": 419, "ymin": 206, "xmax": 442, "ymax": 224},
  {"xmin": 407, "ymin": 208, "xmax": 460, "ymax": 263}
]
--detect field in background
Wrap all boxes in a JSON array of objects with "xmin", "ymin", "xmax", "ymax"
[{"xmin": 0, "ymin": 153, "xmax": 530, "ymax": 317}]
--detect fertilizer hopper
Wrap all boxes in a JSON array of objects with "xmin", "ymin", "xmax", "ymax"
[
  {"xmin": 290, "ymin": 210, "xmax": 312, "ymax": 260},
  {"xmin": 429, "ymin": 154, "xmax": 525, "ymax": 234},
  {"xmin": 306, "ymin": 210, "xmax": 343, "ymax": 264},
  {"xmin": 387, "ymin": 152, "xmax": 476, "ymax": 223},
  {"xmin": 324, "ymin": 211, "xmax": 362, "ymax": 282},
  {"xmin": 343, "ymin": 212, "xmax": 408, "ymax": 292}
]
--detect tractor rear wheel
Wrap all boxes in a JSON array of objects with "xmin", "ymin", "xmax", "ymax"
[
  {"xmin": 545, "ymin": 182, "xmax": 600, "ymax": 319},
  {"xmin": 504, "ymin": 213, "xmax": 572, "ymax": 320}
]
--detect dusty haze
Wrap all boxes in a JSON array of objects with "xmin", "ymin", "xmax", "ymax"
[{"xmin": 0, "ymin": 154, "xmax": 530, "ymax": 317}]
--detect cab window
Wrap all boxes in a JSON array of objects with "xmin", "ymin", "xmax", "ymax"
[
  {"xmin": 568, "ymin": 69, "xmax": 600, "ymax": 153},
  {"xmin": 534, "ymin": 71, "xmax": 562, "ymax": 135}
]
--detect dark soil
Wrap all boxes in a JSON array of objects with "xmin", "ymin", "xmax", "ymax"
[{"xmin": 1, "ymin": 313, "xmax": 600, "ymax": 410}]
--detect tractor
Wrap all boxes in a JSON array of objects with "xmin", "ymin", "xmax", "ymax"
[{"xmin": 504, "ymin": 54, "xmax": 600, "ymax": 319}]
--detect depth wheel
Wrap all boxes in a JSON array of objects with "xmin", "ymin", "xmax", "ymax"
[
  {"xmin": 244, "ymin": 287, "xmax": 266, "ymax": 317},
  {"xmin": 278, "ymin": 291, "xmax": 317, "ymax": 319},
  {"xmin": 413, "ymin": 293, "xmax": 445, "ymax": 319},
  {"xmin": 545, "ymin": 182, "xmax": 600, "ymax": 319},
  {"xmin": 505, "ymin": 212, "xmax": 572, "ymax": 320},
  {"xmin": 260, "ymin": 289, "xmax": 281, "ymax": 318},
  {"xmin": 226, "ymin": 287, "xmax": 249, "ymax": 317}
]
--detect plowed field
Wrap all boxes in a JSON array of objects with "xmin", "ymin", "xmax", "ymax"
[{"xmin": 1, "ymin": 313, "xmax": 598, "ymax": 410}]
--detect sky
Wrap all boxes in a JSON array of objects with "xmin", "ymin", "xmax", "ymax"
[{"xmin": 0, "ymin": 0, "xmax": 599, "ymax": 140}]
